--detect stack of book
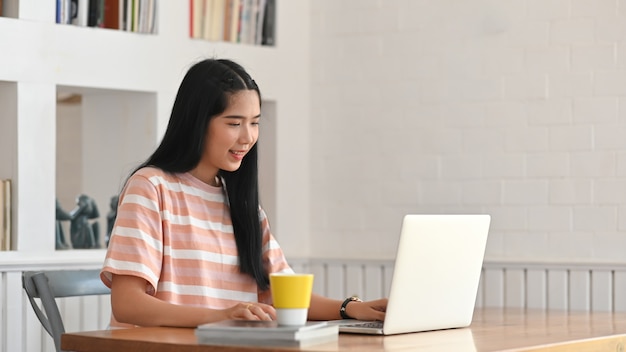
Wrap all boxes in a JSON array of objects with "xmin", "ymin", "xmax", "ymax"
[
  {"xmin": 195, "ymin": 320, "xmax": 338, "ymax": 348},
  {"xmin": 56, "ymin": 0, "xmax": 158, "ymax": 33},
  {"xmin": 189, "ymin": 0, "xmax": 276, "ymax": 46}
]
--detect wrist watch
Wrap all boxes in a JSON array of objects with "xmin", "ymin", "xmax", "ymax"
[{"xmin": 340, "ymin": 296, "xmax": 363, "ymax": 319}]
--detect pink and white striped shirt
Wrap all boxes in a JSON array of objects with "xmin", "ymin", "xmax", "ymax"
[{"xmin": 101, "ymin": 167, "xmax": 292, "ymax": 325}]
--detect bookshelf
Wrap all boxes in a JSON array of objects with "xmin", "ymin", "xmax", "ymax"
[{"xmin": 1, "ymin": 1, "xmax": 312, "ymax": 351}]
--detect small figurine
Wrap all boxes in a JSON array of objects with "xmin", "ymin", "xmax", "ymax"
[{"xmin": 69, "ymin": 194, "xmax": 100, "ymax": 249}]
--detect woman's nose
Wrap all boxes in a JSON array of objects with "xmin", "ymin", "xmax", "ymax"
[{"xmin": 240, "ymin": 125, "xmax": 255, "ymax": 143}]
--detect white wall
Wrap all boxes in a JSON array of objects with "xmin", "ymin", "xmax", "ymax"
[{"xmin": 310, "ymin": 0, "xmax": 626, "ymax": 262}]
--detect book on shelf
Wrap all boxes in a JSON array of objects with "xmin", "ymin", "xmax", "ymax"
[
  {"xmin": 222, "ymin": 0, "xmax": 232, "ymax": 41},
  {"xmin": 0, "ymin": 179, "xmax": 12, "ymax": 251},
  {"xmin": 56, "ymin": 0, "xmax": 71, "ymax": 24},
  {"xmin": 57, "ymin": 0, "xmax": 157, "ymax": 33},
  {"xmin": 254, "ymin": 0, "xmax": 266, "ymax": 45},
  {"xmin": 103, "ymin": 0, "xmax": 119, "ymax": 29},
  {"xmin": 190, "ymin": 0, "xmax": 203, "ymax": 38},
  {"xmin": 229, "ymin": 0, "xmax": 240, "ymax": 43},
  {"xmin": 195, "ymin": 320, "xmax": 339, "ymax": 347},
  {"xmin": 131, "ymin": 0, "xmax": 139, "ymax": 31},
  {"xmin": 261, "ymin": 0, "xmax": 274, "ymax": 45},
  {"xmin": 200, "ymin": 0, "xmax": 211, "ymax": 39},
  {"xmin": 189, "ymin": 0, "xmax": 275, "ymax": 46},
  {"xmin": 208, "ymin": 0, "xmax": 225, "ymax": 41},
  {"xmin": 123, "ymin": 0, "xmax": 132, "ymax": 30},
  {"xmin": 72, "ymin": 0, "xmax": 89, "ymax": 26},
  {"xmin": 87, "ymin": 0, "xmax": 104, "ymax": 27}
]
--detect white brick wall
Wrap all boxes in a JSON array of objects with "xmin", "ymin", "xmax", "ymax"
[{"xmin": 310, "ymin": 0, "xmax": 626, "ymax": 262}]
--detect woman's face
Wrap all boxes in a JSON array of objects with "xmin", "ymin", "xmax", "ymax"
[{"xmin": 192, "ymin": 90, "xmax": 261, "ymax": 184}]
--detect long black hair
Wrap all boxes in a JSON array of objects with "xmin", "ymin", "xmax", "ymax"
[{"xmin": 133, "ymin": 58, "xmax": 269, "ymax": 290}]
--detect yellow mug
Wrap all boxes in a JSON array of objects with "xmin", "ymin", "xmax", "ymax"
[{"xmin": 269, "ymin": 273, "xmax": 314, "ymax": 325}]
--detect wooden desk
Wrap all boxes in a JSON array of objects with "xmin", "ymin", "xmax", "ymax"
[{"xmin": 61, "ymin": 308, "xmax": 626, "ymax": 352}]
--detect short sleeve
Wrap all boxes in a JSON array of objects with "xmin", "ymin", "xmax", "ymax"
[{"xmin": 101, "ymin": 171, "xmax": 165, "ymax": 295}]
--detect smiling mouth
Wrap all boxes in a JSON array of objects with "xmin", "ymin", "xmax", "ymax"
[
  {"xmin": 230, "ymin": 150, "xmax": 246, "ymax": 156},
  {"xmin": 229, "ymin": 150, "xmax": 248, "ymax": 160}
]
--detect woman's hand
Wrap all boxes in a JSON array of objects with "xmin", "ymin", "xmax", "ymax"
[
  {"xmin": 345, "ymin": 298, "xmax": 388, "ymax": 321},
  {"xmin": 224, "ymin": 302, "xmax": 277, "ymax": 321}
]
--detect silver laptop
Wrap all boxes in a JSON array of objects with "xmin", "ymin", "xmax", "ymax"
[{"xmin": 336, "ymin": 214, "xmax": 490, "ymax": 335}]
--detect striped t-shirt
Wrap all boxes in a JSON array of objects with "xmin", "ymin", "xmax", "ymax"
[{"xmin": 101, "ymin": 167, "xmax": 292, "ymax": 325}]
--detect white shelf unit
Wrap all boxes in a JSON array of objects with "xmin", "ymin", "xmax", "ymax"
[{"xmin": 0, "ymin": 1, "xmax": 311, "ymax": 351}]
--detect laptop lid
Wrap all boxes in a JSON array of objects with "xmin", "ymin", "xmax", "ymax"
[{"xmin": 339, "ymin": 214, "xmax": 490, "ymax": 335}]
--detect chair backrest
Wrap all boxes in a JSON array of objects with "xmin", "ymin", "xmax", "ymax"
[{"xmin": 22, "ymin": 269, "xmax": 110, "ymax": 352}]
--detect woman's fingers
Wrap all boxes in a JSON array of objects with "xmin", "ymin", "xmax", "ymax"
[{"xmin": 235, "ymin": 302, "xmax": 276, "ymax": 321}]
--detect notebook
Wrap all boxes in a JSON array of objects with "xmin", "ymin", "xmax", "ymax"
[{"xmin": 335, "ymin": 214, "xmax": 490, "ymax": 335}]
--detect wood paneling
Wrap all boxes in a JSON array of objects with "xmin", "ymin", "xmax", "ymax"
[{"xmin": 5, "ymin": 260, "xmax": 626, "ymax": 352}]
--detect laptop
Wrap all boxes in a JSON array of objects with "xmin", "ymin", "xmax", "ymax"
[{"xmin": 336, "ymin": 214, "xmax": 490, "ymax": 335}]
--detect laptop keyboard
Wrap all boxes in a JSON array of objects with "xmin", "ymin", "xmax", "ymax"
[{"xmin": 344, "ymin": 321, "xmax": 383, "ymax": 329}]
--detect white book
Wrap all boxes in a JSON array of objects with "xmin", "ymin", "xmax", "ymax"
[
  {"xmin": 201, "ymin": 0, "xmax": 213, "ymax": 39},
  {"xmin": 71, "ymin": 0, "xmax": 89, "ymax": 26},
  {"xmin": 229, "ymin": 0, "xmax": 240, "ymax": 42},
  {"xmin": 246, "ymin": 0, "xmax": 258, "ymax": 45},
  {"xmin": 195, "ymin": 320, "xmax": 338, "ymax": 347},
  {"xmin": 118, "ymin": 0, "xmax": 125, "ymax": 30},
  {"xmin": 255, "ymin": 0, "xmax": 266, "ymax": 45},
  {"xmin": 125, "ymin": 0, "xmax": 133, "ymax": 30},
  {"xmin": 147, "ymin": 0, "xmax": 157, "ymax": 33},
  {"xmin": 209, "ymin": 0, "xmax": 225, "ymax": 41},
  {"xmin": 238, "ymin": 0, "xmax": 250, "ymax": 44}
]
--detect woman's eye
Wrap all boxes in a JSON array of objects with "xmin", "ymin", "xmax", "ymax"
[{"xmin": 228, "ymin": 123, "xmax": 241, "ymax": 127}]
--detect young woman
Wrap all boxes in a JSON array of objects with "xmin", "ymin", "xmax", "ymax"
[{"xmin": 101, "ymin": 59, "xmax": 387, "ymax": 327}]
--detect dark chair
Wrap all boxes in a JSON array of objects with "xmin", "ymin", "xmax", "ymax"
[{"xmin": 22, "ymin": 269, "xmax": 110, "ymax": 352}]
